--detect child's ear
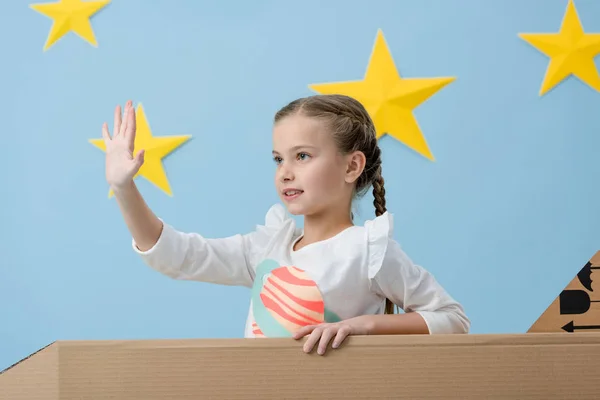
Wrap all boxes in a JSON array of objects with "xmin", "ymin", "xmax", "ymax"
[{"xmin": 345, "ymin": 151, "xmax": 366, "ymax": 183}]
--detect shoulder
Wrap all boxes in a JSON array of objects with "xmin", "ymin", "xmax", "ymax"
[
  {"xmin": 362, "ymin": 210, "xmax": 399, "ymax": 277},
  {"xmin": 259, "ymin": 203, "xmax": 297, "ymax": 234},
  {"xmin": 363, "ymin": 210, "xmax": 394, "ymax": 254},
  {"xmin": 342, "ymin": 210, "xmax": 414, "ymax": 279},
  {"xmin": 262, "ymin": 203, "xmax": 292, "ymax": 229},
  {"xmin": 238, "ymin": 203, "xmax": 300, "ymax": 271},
  {"xmin": 324, "ymin": 210, "xmax": 396, "ymax": 268},
  {"xmin": 244, "ymin": 203, "xmax": 300, "ymax": 250}
]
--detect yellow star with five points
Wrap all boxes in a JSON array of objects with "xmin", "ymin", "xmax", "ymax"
[
  {"xmin": 89, "ymin": 104, "xmax": 192, "ymax": 198},
  {"xmin": 309, "ymin": 29, "xmax": 455, "ymax": 161},
  {"xmin": 30, "ymin": 0, "xmax": 110, "ymax": 51},
  {"xmin": 519, "ymin": 0, "xmax": 600, "ymax": 95}
]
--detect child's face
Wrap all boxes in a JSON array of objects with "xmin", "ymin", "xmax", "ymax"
[{"xmin": 272, "ymin": 114, "xmax": 352, "ymax": 217}]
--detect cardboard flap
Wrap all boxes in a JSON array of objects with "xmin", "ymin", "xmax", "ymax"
[
  {"xmin": 0, "ymin": 342, "xmax": 58, "ymax": 400},
  {"xmin": 2, "ymin": 334, "xmax": 600, "ymax": 399},
  {"xmin": 529, "ymin": 251, "xmax": 600, "ymax": 333}
]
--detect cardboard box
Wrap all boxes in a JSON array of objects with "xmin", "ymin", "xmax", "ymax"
[
  {"xmin": 2, "ymin": 333, "xmax": 600, "ymax": 399},
  {"xmin": 529, "ymin": 251, "xmax": 600, "ymax": 333},
  {"xmin": 4, "ymin": 251, "xmax": 600, "ymax": 399}
]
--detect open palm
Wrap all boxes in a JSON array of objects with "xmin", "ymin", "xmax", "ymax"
[{"xmin": 101, "ymin": 100, "xmax": 145, "ymax": 190}]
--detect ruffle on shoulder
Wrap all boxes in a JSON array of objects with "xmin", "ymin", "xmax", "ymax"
[
  {"xmin": 244, "ymin": 203, "xmax": 296, "ymax": 268},
  {"xmin": 364, "ymin": 211, "xmax": 394, "ymax": 281},
  {"xmin": 263, "ymin": 203, "xmax": 290, "ymax": 229},
  {"xmin": 251, "ymin": 203, "xmax": 294, "ymax": 239}
]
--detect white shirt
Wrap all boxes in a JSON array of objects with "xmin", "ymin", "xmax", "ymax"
[{"xmin": 133, "ymin": 204, "xmax": 470, "ymax": 337}]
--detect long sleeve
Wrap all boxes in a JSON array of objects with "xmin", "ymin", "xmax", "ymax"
[
  {"xmin": 132, "ymin": 204, "xmax": 291, "ymax": 289},
  {"xmin": 365, "ymin": 212, "xmax": 470, "ymax": 334}
]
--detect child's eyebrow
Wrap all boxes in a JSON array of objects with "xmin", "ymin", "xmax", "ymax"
[{"xmin": 272, "ymin": 145, "xmax": 318, "ymax": 154}]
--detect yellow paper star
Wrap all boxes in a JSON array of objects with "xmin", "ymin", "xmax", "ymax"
[
  {"xmin": 89, "ymin": 103, "xmax": 192, "ymax": 198},
  {"xmin": 309, "ymin": 29, "xmax": 455, "ymax": 161},
  {"xmin": 519, "ymin": 0, "xmax": 600, "ymax": 95},
  {"xmin": 30, "ymin": 0, "xmax": 110, "ymax": 51}
]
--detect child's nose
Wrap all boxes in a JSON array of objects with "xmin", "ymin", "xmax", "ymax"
[{"xmin": 279, "ymin": 166, "xmax": 294, "ymax": 181}]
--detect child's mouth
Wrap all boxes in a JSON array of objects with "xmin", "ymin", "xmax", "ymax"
[{"xmin": 283, "ymin": 189, "xmax": 303, "ymax": 200}]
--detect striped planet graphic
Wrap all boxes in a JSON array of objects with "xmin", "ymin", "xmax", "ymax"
[{"xmin": 252, "ymin": 266, "xmax": 325, "ymax": 337}]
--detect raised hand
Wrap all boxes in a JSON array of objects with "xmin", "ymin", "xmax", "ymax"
[{"xmin": 101, "ymin": 100, "xmax": 145, "ymax": 191}]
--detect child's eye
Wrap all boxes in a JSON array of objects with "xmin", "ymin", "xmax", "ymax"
[
  {"xmin": 273, "ymin": 156, "xmax": 282, "ymax": 164},
  {"xmin": 297, "ymin": 152, "xmax": 310, "ymax": 161}
]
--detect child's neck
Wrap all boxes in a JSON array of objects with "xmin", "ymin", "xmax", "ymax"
[{"xmin": 294, "ymin": 207, "xmax": 354, "ymax": 251}]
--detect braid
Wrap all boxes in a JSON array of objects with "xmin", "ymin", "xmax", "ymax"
[
  {"xmin": 372, "ymin": 146, "xmax": 387, "ymax": 217},
  {"xmin": 382, "ymin": 178, "xmax": 395, "ymax": 314},
  {"xmin": 371, "ymin": 146, "xmax": 394, "ymax": 313},
  {"xmin": 385, "ymin": 298, "xmax": 396, "ymax": 314},
  {"xmin": 373, "ymin": 172, "xmax": 386, "ymax": 217}
]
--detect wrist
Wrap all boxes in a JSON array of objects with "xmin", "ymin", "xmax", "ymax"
[
  {"xmin": 362, "ymin": 316, "xmax": 377, "ymax": 335},
  {"xmin": 111, "ymin": 180, "xmax": 136, "ymax": 197},
  {"xmin": 349, "ymin": 315, "xmax": 376, "ymax": 335},
  {"xmin": 356, "ymin": 312, "xmax": 430, "ymax": 335}
]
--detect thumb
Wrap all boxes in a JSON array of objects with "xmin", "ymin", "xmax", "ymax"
[{"xmin": 133, "ymin": 149, "xmax": 145, "ymax": 169}]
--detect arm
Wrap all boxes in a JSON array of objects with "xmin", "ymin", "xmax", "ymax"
[
  {"xmin": 111, "ymin": 176, "xmax": 260, "ymax": 287},
  {"xmin": 346, "ymin": 311, "xmax": 430, "ymax": 335},
  {"xmin": 108, "ymin": 156, "xmax": 255, "ymax": 285},
  {"xmin": 102, "ymin": 101, "xmax": 276, "ymax": 287},
  {"xmin": 294, "ymin": 238, "xmax": 469, "ymax": 355},
  {"xmin": 294, "ymin": 223, "xmax": 469, "ymax": 355},
  {"xmin": 113, "ymin": 181, "xmax": 163, "ymax": 252},
  {"xmin": 131, "ymin": 209, "xmax": 270, "ymax": 288},
  {"xmin": 369, "ymin": 239, "xmax": 471, "ymax": 335},
  {"xmin": 115, "ymin": 182, "xmax": 258, "ymax": 287},
  {"xmin": 103, "ymin": 100, "xmax": 164, "ymax": 252}
]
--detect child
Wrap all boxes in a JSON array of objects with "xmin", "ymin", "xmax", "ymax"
[{"xmin": 100, "ymin": 95, "xmax": 470, "ymax": 356}]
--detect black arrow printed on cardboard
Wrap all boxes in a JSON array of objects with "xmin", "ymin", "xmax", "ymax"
[
  {"xmin": 561, "ymin": 321, "xmax": 600, "ymax": 332},
  {"xmin": 559, "ymin": 290, "xmax": 600, "ymax": 315}
]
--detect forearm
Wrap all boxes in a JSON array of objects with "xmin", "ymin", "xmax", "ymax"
[
  {"xmin": 351, "ymin": 312, "xmax": 430, "ymax": 335},
  {"xmin": 113, "ymin": 181, "xmax": 163, "ymax": 251}
]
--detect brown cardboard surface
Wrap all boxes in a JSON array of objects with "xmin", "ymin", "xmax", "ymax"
[
  {"xmin": 2, "ymin": 333, "xmax": 600, "ymax": 399},
  {"xmin": 0, "ymin": 342, "xmax": 57, "ymax": 400},
  {"xmin": 529, "ymin": 250, "xmax": 600, "ymax": 333}
]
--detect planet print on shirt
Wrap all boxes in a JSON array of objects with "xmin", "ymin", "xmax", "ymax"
[{"xmin": 251, "ymin": 259, "xmax": 341, "ymax": 338}]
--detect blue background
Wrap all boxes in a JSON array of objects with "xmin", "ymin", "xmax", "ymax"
[{"xmin": 1, "ymin": 0, "xmax": 599, "ymax": 370}]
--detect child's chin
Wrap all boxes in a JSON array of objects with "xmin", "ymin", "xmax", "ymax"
[{"xmin": 284, "ymin": 204, "xmax": 306, "ymax": 216}]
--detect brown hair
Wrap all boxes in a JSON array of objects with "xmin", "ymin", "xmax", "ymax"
[{"xmin": 274, "ymin": 94, "xmax": 396, "ymax": 315}]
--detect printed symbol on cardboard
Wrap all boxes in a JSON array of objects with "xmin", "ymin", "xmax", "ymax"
[
  {"xmin": 561, "ymin": 321, "xmax": 600, "ymax": 333},
  {"xmin": 559, "ymin": 290, "xmax": 600, "ymax": 315},
  {"xmin": 577, "ymin": 262, "xmax": 600, "ymax": 292}
]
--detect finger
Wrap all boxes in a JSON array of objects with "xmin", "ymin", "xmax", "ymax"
[
  {"xmin": 133, "ymin": 149, "xmax": 145, "ymax": 169},
  {"xmin": 119, "ymin": 101, "xmax": 131, "ymax": 137},
  {"xmin": 126, "ymin": 102, "xmax": 136, "ymax": 143},
  {"xmin": 113, "ymin": 104, "xmax": 122, "ymax": 138},
  {"xmin": 293, "ymin": 325, "xmax": 315, "ymax": 340},
  {"xmin": 303, "ymin": 327, "xmax": 323, "ymax": 354},
  {"xmin": 101, "ymin": 122, "xmax": 111, "ymax": 143},
  {"xmin": 332, "ymin": 326, "xmax": 351, "ymax": 349},
  {"xmin": 317, "ymin": 327, "xmax": 336, "ymax": 355}
]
